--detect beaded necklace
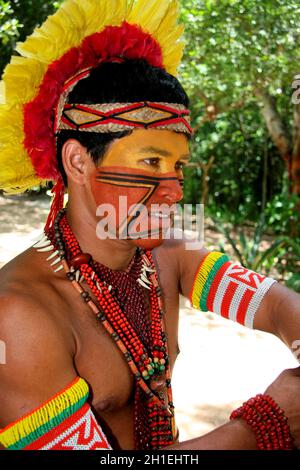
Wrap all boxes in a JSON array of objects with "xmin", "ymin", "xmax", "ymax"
[
  {"xmin": 45, "ymin": 209, "xmax": 176, "ymax": 450},
  {"xmin": 90, "ymin": 249, "xmax": 152, "ymax": 349}
]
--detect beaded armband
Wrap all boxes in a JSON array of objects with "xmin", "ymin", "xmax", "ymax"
[
  {"xmin": 0, "ymin": 377, "xmax": 111, "ymax": 450},
  {"xmin": 230, "ymin": 394, "xmax": 294, "ymax": 450},
  {"xmin": 189, "ymin": 252, "xmax": 277, "ymax": 328}
]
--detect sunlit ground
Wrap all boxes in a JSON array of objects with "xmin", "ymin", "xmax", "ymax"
[
  {"xmin": 0, "ymin": 193, "xmax": 50, "ymax": 266},
  {"xmin": 173, "ymin": 299, "xmax": 298, "ymax": 441},
  {"xmin": 0, "ymin": 194, "xmax": 298, "ymax": 443}
]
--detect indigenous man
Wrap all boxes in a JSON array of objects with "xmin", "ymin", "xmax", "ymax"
[{"xmin": 0, "ymin": 0, "xmax": 300, "ymax": 451}]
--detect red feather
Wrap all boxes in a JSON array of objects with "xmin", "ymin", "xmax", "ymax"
[{"xmin": 24, "ymin": 23, "xmax": 163, "ymax": 181}]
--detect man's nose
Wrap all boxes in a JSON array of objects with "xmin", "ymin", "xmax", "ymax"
[{"xmin": 155, "ymin": 179, "xmax": 183, "ymax": 204}]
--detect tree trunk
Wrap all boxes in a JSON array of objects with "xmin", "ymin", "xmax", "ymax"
[
  {"xmin": 256, "ymin": 89, "xmax": 292, "ymax": 179},
  {"xmin": 256, "ymin": 88, "xmax": 300, "ymax": 223},
  {"xmin": 187, "ymin": 157, "xmax": 215, "ymax": 206}
]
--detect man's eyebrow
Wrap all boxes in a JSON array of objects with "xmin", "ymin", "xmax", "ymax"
[
  {"xmin": 139, "ymin": 146, "xmax": 172, "ymax": 157},
  {"xmin": 181, "ymin": 154, "xmax": 191, "ymax": 161},
  {"xmin": 139, "ymin": 146, "xmax": 191, "ymax": 160}
]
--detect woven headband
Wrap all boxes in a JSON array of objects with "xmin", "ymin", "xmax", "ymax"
[
  {"xmin": 0, "ymin": 0, "xmax": 187, "ymax": 194},
  {"xmin": 0, "ymin": 0, "xmax": 188, "ymax": 230},
  {"xmin": 55, "ymin": 68, "xmax": 192, "ymax": 135}
]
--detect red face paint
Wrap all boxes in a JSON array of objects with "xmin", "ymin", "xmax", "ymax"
[{"xmin": 90, "ymin": 166, "xmax": 184, "ymax": 249}]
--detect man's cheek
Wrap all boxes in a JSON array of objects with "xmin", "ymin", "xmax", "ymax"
[
  {"xmin": 90, "ymin": 173, "xmax": 124, "ymax": 209},
  {"xmin": 91, "ymin": 185, "xmax": 104, "ymax": 206}
]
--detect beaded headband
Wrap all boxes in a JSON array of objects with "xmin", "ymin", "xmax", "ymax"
[
  {"xmin": 0, "ymin": 0, "xmax": 186, "ymax": 194},
  {"xmin": 0, "ymin": 0, "xmax": 188, "ymax": 230},
  {"xmin": 55, "ymin": 68, "xmax": 192, "ymax": 135},
  {"xmin": 57, "ymin": 101, "xmax": 192, "ymax": 134}
]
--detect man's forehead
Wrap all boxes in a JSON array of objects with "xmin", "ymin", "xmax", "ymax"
[
  {"xmin": 106, "ymin": 129, "xmax": 190, "ymax": 158},
  {"xmin": 138, "ymin": 146, "xmax": 191, "ymax": 160}
]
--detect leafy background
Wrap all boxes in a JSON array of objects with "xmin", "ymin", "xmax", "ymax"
[{"xmin": 0, "ymin": 0, "xmax": 299, "ymax": 287}]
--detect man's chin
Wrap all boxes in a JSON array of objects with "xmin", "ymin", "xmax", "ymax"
[{"xmin": 131, "ymin": 237, "xmax": 165, "ymax": 250}]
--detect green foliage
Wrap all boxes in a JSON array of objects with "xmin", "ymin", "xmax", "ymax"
[
  {"xmin": 274, "ymin": 236, "xmax": 300, "ymax": 287},
  {"xmin": 214, "ymin": 207, "xmax": 300, "ymax": 289},
  {"xmin": 0, "ymin": 1, "xmax": 22, "ymax": 71},
  {"xmin": 183, "ymin": 104, "xmax": 284, "ymax": 223},
  {"xmin": 265, "ymin": 192, "xmax": 300, "ymax": 236},
  {"xmin": 179, "ymin": 0, "xmax": 298, "ymax": 226},
  {"xmin": 286, "ymin": 274, "xmax": 300, "ymax": 293},
  {"xmin": 180, "ymin": 0, "xmax": 299, "ymax": 109},
  {"xmin": 0, "ymin": 0, "xmax": 298, "ymax": 283},
  {"xmin": 215, "ymin": 213, "xmax": 286, "ymax": 274},
  {"xmin": 0, "ymin": 0, "xmax": 60, "ymax": 74}
]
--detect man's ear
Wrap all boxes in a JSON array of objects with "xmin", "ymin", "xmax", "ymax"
[{"xmin": 61, "ymin": 139, "xmax": 95, "ymax": 185}]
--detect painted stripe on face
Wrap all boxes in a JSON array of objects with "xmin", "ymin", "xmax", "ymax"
[{"xmin": 91, "ymin": 166, "xmax": 183, "ymax": 241}]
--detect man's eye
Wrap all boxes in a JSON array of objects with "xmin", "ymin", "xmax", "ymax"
[
  {"xmin": 175, "ymin": 162, "xmax": 186, "ymax": 170},
  {"xmin": 143, "ymin": 158, "xmax": 160, "ymax": 167}
]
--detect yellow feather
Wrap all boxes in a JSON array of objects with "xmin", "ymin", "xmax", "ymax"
[
  {"xmin": 154, "ymin": 1, "xmax": 183, "ymax": 75},
  {"xmin": 85, "ymin": 2, "xmax": 108, "ymax": 36},
  {"xmin": 0, "ymin": 143, "xmax": 40, "ymax": 194},
  {"xmin": 128, "ymin": 0, "xmax": 170, "ymax": 33},
  {"xmin": 129, "ymin": 0, "xmax": 183, "ymax": 75},
  {"xmin": 158, "ymin": 24, "xmax": 185, "ymax": 75},
  {"xmin": 17, "ymin": 14, "xmax": 79, "ymax": 63},
  {"xmin": 77, "ymin": 0, "xmax": 126, "ymax": 37},
  {"xmin": 60, "ymin": 0, "xmax": 88, "ymax": 34},
  {"xmin": 156, "ymin": 0, "xmax": 179, "ymax": 40},
  {"xmin": 0, "ymin": 0, "xmax": 184, "ymax": 193},
  {"xmin": 17, "ymin": 0, "xmax": 131, "ymax": 64},
  {"xmin": 125, "ymin": 0, "xmax": 135, "ymax": 16},
  {"xmin": 0, "ymin": 104, "xmax": 38, "ymax": 193},
  {"xmin": 0, "ymin": 81, "xmax": 6, "ymax": 105},
  {"xmin": 3, "ymin": 58, "xmax": 46, "ymax": 104},
  {"xmin": 59, "ymin": 1, "xmax": 92, "ymax": 42}
]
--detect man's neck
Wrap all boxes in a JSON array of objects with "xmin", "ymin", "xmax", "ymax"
[{"xmin": 66, "ymin": 201, "xmax": 137, "ymax": 272}]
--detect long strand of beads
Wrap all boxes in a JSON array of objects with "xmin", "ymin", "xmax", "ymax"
[{"xmin": 46, "ymin": 209, "xmax": 175, "ymax": 449}]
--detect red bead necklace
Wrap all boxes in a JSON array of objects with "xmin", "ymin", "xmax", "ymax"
[{"xmin": 46, "ymin": 210, "xmax": 176, "ymax": 449}]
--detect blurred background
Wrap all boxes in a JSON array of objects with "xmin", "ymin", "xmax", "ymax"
[{"xmin": 0, "ymin": 0, "xmax": 299, "ymax": 441}]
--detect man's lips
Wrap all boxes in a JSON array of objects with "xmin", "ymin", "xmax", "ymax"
[
  {"xmin": 146, "ymin": 211, "xmax": 175, "ymax": 232},
  {"xmin": 127, "ymin": 205, "xmax": 175, "ymax": 232},
  {"xmin": 150, "ymin": 212, "xmax": 170, "ymax": 220}
]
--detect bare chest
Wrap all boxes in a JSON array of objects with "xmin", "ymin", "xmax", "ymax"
[
  {"xmin": 69, "ymin": 258, "xmax": 179, "ymax": 404},
  {"xmin": 58, "ymin": 250, "xmax": 180, "ymax": 448},
  {"xmin": 74, "ymin": 271, "xmax": 180, "ymax": 406}
]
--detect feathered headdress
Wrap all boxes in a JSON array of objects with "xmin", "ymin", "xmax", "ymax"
[{"xmin": 0, "ymin": 0, "xmax": 185, "ymax": 196}]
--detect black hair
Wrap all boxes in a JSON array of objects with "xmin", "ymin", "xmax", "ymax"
[{"xmin": 56, "ymin": 59, "xmax": 189, "ymax": 185}]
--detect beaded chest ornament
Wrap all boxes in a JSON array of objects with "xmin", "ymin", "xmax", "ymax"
[{"xmin": 35, "ymin": 209, "xmax": 176, "ymax": 450}]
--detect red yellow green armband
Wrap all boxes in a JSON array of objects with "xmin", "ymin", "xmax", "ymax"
[
  {"xmin": 189, "ymin": 252, "xmax": 276, "ymax": 328},
  {"xmin": 0, "ymin": 377, "xmax": 111, "ymax": 450}
]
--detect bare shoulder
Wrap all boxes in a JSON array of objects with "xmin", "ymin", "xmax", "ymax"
[
  {"xmin": 154, "ymin": 229, "xmax": 209, "ymax": 297},
  {"xmin": 0, "ymin": 250, "xmax": 77, "ymax": 428},
  {"xmin": 155, "ymin": 229, "xmax": 209, "ymax": 275},
  {"xmin": 156, "ymin": 229, "xmax": 208, "ymax": 257}
]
